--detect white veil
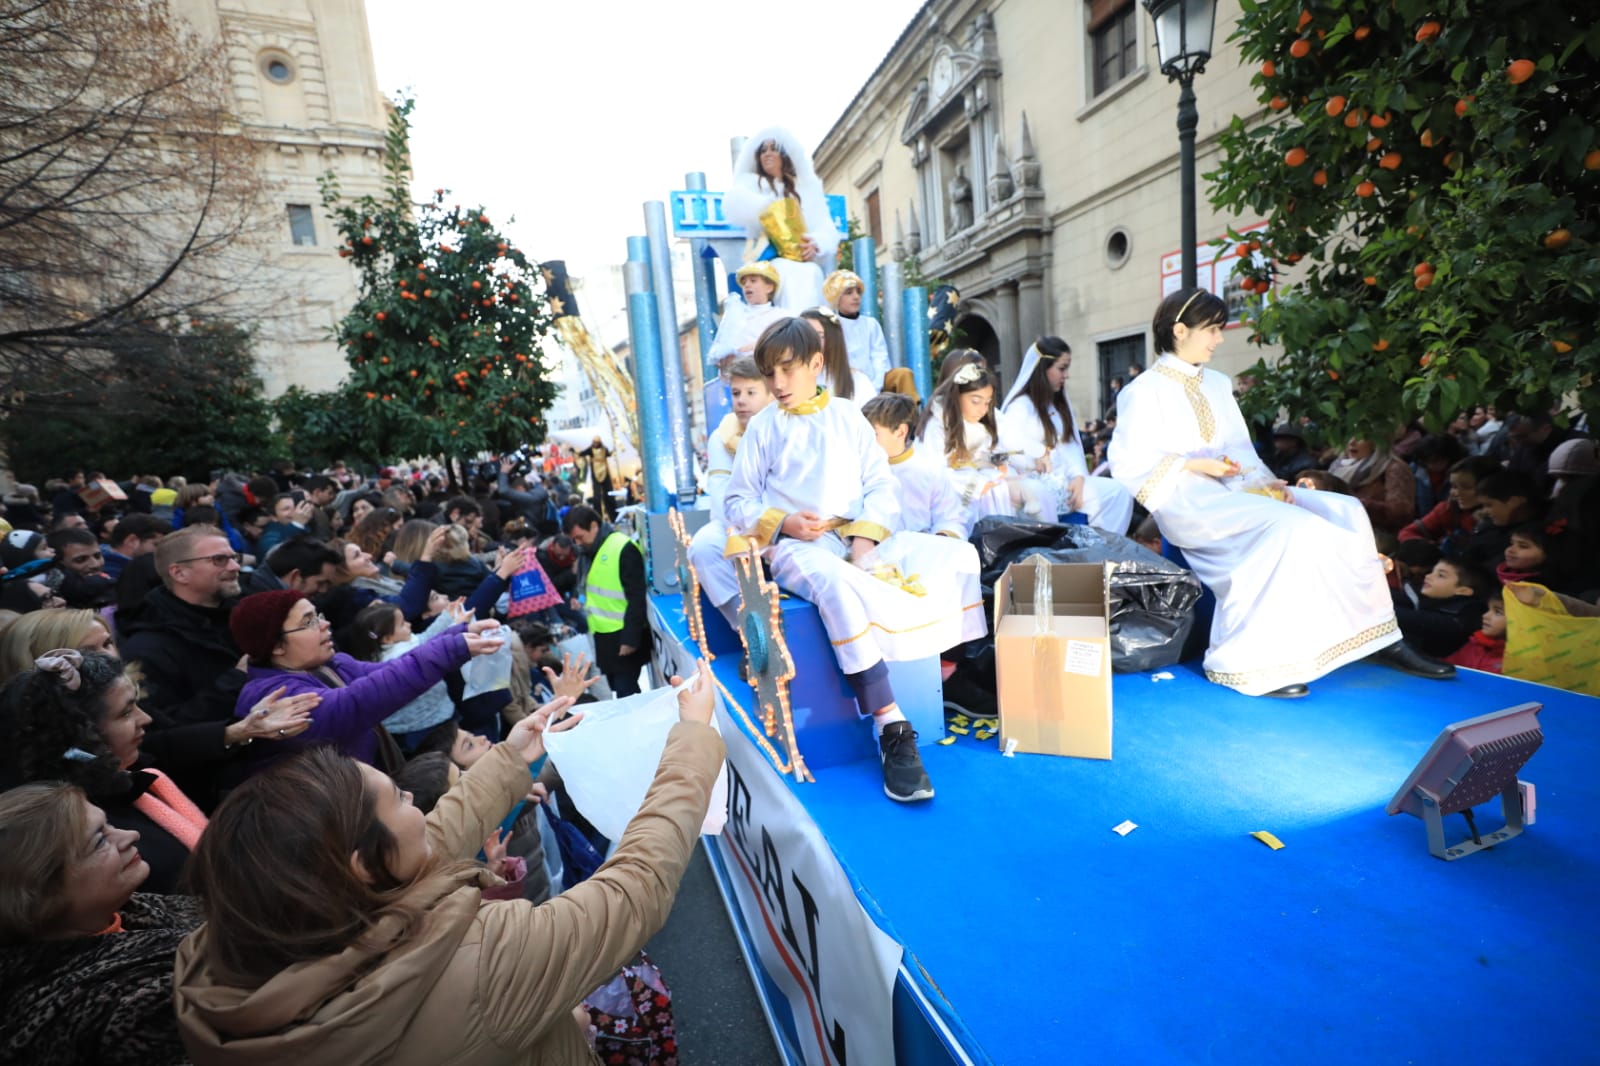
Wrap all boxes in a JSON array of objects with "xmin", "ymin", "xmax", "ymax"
[
  {"xmin": 725, "ymin": 126, "xmax": 841, "ymax": 251},
  {"xmin": 1002, "ymin": 343, "xmax": 1043, "ymax": 412}
]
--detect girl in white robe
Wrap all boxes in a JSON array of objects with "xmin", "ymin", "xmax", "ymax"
[
  {"xmin": 918, "ymin": 359, "xmax": 1051, "ymax": 533},
  {"xmin": 999, "ymin": 337, "xmax": 1135, "ymax": 534},
  {"xmin": 724, "ymin": 127, "xmax": 839, "ymax": 311},
  {"xmin": 1108, "ymin": 288, "xmax": 1430, "ymax": 697},
  {"xmin": 800, "ymin": 306, "xmax": 876, "ymax": 405}
]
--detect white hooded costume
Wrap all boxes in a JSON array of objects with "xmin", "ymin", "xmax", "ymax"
[{"xmin": 724, "ymin": 126, "xmax": 840, "ymax": 311}]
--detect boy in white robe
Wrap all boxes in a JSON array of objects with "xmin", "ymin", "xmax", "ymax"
[
  {"xmin": 706, "ymin": 262, "xmax": 786, "ymax": 367},
  {"xmin": 861, "ymin": 392, "xmax": 967, "ymax": 539},
  {"xmin": 824, "ymin": 270, "xmax": 891, "ymax": 387},
  {"xmin": 705, "ymin": 319, "xmax": 985, "ymax": 802},
  {"xmin": 689, "ymin": 358, "xmax": 771, "ymax": 611}
]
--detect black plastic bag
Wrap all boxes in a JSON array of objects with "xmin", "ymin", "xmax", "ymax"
[{"xmin": 972, "ymin": 517, "xmax": 1202, "ymax": 673}]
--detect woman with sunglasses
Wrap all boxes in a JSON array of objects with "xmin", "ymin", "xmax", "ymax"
[{"xmin": 227, "ymin": 590, "xmax": 505, "ymax": 775}]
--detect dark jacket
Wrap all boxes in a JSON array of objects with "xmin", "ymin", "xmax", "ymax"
[
  {"xmin": 433, "ymin": 556, "xmax": 491, "ymax": 601},
  {"xmin": 1394, "ymin": 592, "xmax": 1486, "ymax": 658},
  {"xmin": 496, "ymin": 472, "xmax": 550, "ymax": 527},
  {"xmin": 0, "ymin": 893, "xmax": 201, "ymax": 1066}
]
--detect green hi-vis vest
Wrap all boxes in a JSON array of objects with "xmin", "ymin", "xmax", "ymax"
[{"xmin": 585, "ymin": 530, "xmax": 632, "ymax": 634}]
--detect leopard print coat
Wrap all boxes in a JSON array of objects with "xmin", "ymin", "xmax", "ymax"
[{"xmin": 0, "ymin": 893, "xmax": 200, "ymax": 1065}]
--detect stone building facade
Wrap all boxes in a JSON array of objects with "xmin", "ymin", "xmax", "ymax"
[
  {"xmin": 813, "ymin": 0, "xmax": 1280, "ymax": 419},
  {"xmin": 170, "ymin": 0, "xmax": 389, "ymax": 396}
]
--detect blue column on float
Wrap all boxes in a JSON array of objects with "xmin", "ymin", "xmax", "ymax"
[
  {"xmin": 684, "ymin": 173, "xmax": 720, "ymax": 364},
  {"xmin": 903, "ymin": 285, "xmax": 932, "ymax": 399},
  {"xmin": 644, "ymin": 201, "xmax": 697, "ymax": 507},
  {"xmin": 624, "ymin": 237, "xmax": 671, "ymax": 513},
  {"xmin": 881, "ymin": 261, "xmax": 906, "ymax": 370},
  {"xmin": 851, "ymin": 237, "xmax": 879, "ymax": 323}
]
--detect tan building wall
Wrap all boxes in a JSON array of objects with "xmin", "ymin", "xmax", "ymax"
[
  {"xmin": 815, "ymin": 0, "xmax": 1282, "ymax": 422},
  {"xmin": 171, "ymin": 0, "xmax": 389, "ymax": 396}
]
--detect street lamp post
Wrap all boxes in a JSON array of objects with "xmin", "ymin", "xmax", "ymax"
[{"xmin": 1143, "ymin": 0, "xmax": 1218, "ymax": 292}]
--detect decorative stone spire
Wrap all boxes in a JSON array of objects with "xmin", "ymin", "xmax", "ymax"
[
  {"xmin": 892, "ymin": 209, "xmax": 906, "ymax": 261},
  {"xmin": 906, "ymin": 202, "xmax": 922, "ymax": 256},
  {"xmin": 988, "ymin": 131, "xmax": 1014, "ymax": 202},
  {"xmin": 1013, "ymin": 111, "xmax": 1041, "ymax": 191}
]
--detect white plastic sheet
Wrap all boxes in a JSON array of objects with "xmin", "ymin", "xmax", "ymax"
[{"xmin": 540, "ymin": 682, "xmax": 727, "ymax": 841}]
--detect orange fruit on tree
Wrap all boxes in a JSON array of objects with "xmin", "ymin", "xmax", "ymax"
[
  {"xmin": 1285, "ymin": 147, "xmax": 1308, "ymax": 167},
  {"xmin": 1354, "ymin": 25, "xmax": 1371, "ymax": 40},
  {"xmin": 1297, "ymin": 9, "xmax": 1313, "ymax": 31},
  {"xmin": 1363, "ymin": 275, "xmax": 1378, "ymax": 286},
  {"xmin": 1312, "ymin": 168, "xmax": 1328, "ymax": 186},
  {"xmin": 1317, "ymin": 28, "xmax": 1327, "ymax": 40},
  {"xmin": 1370, "ymin": 111, "xmax": 1391, "ymax": 129},
  {"xmin": 375, "ymin": 311, "xmax": 386, "ymax": 322},
  {"xmin": 1455, "ymin": 96, "xmax": 1474, "ymax": 117},
  {"xmin": 1367, "ymin": 137, "xmax": 1383, "ymax": 151},
  {"xmin": 1236, "ymin": 242, "xmax": 1252, "ymax": 256},
  {"xmin": 1415, "ymin": 21, "xmax": 1441, "ymax": 43},
  {"xmin": 1261, "ymin": 60, "xmax": 1277, "ymax": 77},
  {"xmin": 1290, "ymin": 37, "xmax": 1311, "ymax": 58},
  {"xmin": 1543, "ymin": 228, "xmax": 1572, "ymax": 249},
  {"xmin": 1373, "ymin": 338, "xmax": 1390, "ymax": 352},
  {"xmin": 1379, "ymin": 152, "xmax": 1402, "ymax": 170},
  {"xmin": 1270, "ymin": 95, "xmax": 1289, "ymax": 110},
  {"xmin": 1552, "ymin": 339, "xmax": 1574, "ymax": 354},
  {"xmin": 1356, "ymin": 180, "xmax": 1377, "ymax": 198},
  {"xmin": 1344, "ymin": 110, "xmax": 1363, "ymax": 129},
  {"xmin": 1328, "ymin": 370, "xmax": 1340, "ymax": 380},
  {"xmin": 1413, "ymin": 262, "xmax": 1434, "ymax": 277},
  {"xmin": 1420, "ymin": 129, "xmax": 1437, "ymax": 148},
  {"xmin": 1325, "ymin": 95, "xmax": 1347, "ymax": 117},
  {"xmin": 1250, "ymin": 239, "xmax": 1262, "ymax": 251},
  {"xmin": 1584, "ymin": 149, "xmax": 1600, "ymax": 170},
  {"xmin": 1414, "ymin": 273, "xmax": 1433, "ymax": 290},
  {"xmin": 1443, "ymin": 152, "xmax": 1459, "ymax": 168},
  {"xmin": 1507, "ymin": 59, "xmax": 1536, "ymax": 84},
  {"xmin": 1420, "ymin": 353, "xmax": 1433, "ymax": 367}
]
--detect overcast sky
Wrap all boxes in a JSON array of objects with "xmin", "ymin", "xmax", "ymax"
[{"xmin": 366, "ymin": 0, "xmax": 926, "ymax": 300}]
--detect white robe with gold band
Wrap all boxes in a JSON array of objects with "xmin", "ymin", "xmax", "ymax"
[
  {"xmin": 888, "ymin": 446, "xmax": 968, "ymax": 539},
  {"xmin": 714, "ymin": 390, "xmax": 985, "ymax": 674},
  {"xmin": 1108, "ymin": 354, "xmax": 1399, "ymax": 695},
  {"xmin": 688, "ymin": 416, "xmax": 744, "ymax": 609},
  {"xmin": 917, "ymin": 406, "xmax": 1019, "ymax": 533}
]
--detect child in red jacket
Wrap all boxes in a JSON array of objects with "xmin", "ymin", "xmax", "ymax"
[{"xmin": 1446, "ymin": 595, "xmax": 1505, "ymax": 673}]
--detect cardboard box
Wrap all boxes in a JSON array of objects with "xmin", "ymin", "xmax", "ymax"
[
  {"xmin": 77, "ymin": 479, "xmax": 127, "ymax": 510},
  {"xmin": 994, "ymin": 560, "xmax": 1113, "ymax": 760}
]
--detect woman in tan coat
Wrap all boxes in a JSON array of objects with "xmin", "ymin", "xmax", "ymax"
[{"xmin": 173, "ymin": 662, "xmax": 725, "ymax": 1065}]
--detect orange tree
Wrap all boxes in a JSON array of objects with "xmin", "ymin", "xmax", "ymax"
[
  {"xmin": 1209, "ymin": 0, "xmax": 1599, "ymax": 437},
  {"xmin": 322, "ymin": 99, "xmax": 556, "ymax": 463}
]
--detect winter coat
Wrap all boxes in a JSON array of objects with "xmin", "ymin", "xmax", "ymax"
[
  {"xmin": 1398, "ymin": 500, "xmax": 1477, "ymax": 546},
  {"xmin": 232, "ymin": 628, "xmax": 473, "ymax": 769},
  {"xmin": 0, "ymin": 893, "xmax": 201, "ymax": 1066},
  {"xmin": 432, "ymin": 556, "xmax": 492, "ymax": 600},
  {"xmin": 1394, "ymin": 592, "xmax": 1486, "ymax": 658},
  {"xmin": 174, "ymin": 722, "xmax": 725, "ymax": 1066},
  {"xmin": 1445, "ymin": 632, "xmax": 1505, "ymax": 673}
]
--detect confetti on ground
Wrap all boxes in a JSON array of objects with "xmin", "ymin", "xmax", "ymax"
[
  {"xmin": 975, "ymin": 729, "xmax": 994, "ymax": 740},
  {"xmin": 937, "ymin": 736, "xmax": 957, "ymax": 746},
  {"xmin": 1151, "ymin": 672, "xmax": 1175, "ymax": 681},
  {"xmin": 1112, "ymin": 820, "xmax": 1138, "ymax": 836},
  {"xmin": 1251, "ymin": 831, "xmax": 1286, "ymax": 851},
  {"xmin": 947, "ymin": 725, "xmax": 970, "ymax": 735}
]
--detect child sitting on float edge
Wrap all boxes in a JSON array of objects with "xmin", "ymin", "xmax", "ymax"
[
  {"xmin": 860, "ymin": 392, "xmax": 967, "ymax": 539},
  {"xmin": 688, "ymin": 357, "xmax": 772, "ymax": 615},
  {"xmin": 710, "ymin": 318, "xmax": 985, "ymax": 803}
]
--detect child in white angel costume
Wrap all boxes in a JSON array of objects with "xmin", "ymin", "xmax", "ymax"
[
  {"xmin": 699, "ymin": 319, "xmax": 985, "ymax": 802},
  {"xmin": 688, "ymin": 356, "xmax": 772, "ymax": 612},
  {"xmin": 999, "ymin": 336, "xmax": 1135, "ymax": 534},
  {"xmin": 724, "ymin": 127, "xmax": 839, "ymax": 311},
  {"xmin": 1108, "ymin": 288, "xmax": 1454, "ymax": 697}
]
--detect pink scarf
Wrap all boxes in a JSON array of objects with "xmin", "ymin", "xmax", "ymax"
[{"xmin": 131, "ymin": 768, "xmax": 207, "ymax": 851}]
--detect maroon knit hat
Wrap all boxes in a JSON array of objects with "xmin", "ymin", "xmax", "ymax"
[{"xmin": 230, "ymin": 589, "xmax": 307, "ymax": 664}]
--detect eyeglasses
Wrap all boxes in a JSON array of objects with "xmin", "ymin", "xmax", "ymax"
[
  {"xmin": 177, "ymin": 552, "xmax": 242, "ymax": 568},
  {"xmin": 282, "ymin": 610, "xmax": 326, "ymax": 635}
]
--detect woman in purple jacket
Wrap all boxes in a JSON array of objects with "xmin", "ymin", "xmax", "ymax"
[{"xmin": 228, "ymin": 590, "xmax": 504, "ymax": 770}]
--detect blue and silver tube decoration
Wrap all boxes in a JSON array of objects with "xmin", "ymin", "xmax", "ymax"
[
  {"xmin": 624, "ymin": 236, "xmax": 671, "ymax": 512},
  {"xmin": 852, "ymin": 236, "xmax": 879, "ymax": 324},
  {"xmin": 881, "ymin": 261, "xmax": 905, "ymax": 370},
  {"xmin": 644, "ymin": 201, "xmax": 697, "ymax": 507},
  {"xmin": 903, "ymin": 285, "xmax": 932, "ymax": 399}
]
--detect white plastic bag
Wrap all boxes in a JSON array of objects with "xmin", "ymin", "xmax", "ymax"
[
  {"xmin": 540, "ymin": 683, "xmax": 727, "ymax": 841},
  {"xmin": 462, "ymin": 635, "xmax": 513, "ymax": 700}
]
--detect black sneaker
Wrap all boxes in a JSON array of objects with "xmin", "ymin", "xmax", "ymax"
[{"xmin": 880, "ymin": 721, "xmax": 934, "ymax": 803}]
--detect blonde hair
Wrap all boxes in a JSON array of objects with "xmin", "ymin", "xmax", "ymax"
[
  {"xmin": 435, "ymin": 525, "xmax": 472, "ymax": 564},
  {"xmin": 153, "ymin": 524, "xmax": 226, "ymax": 590},
  {"xmin": 389, "ymin": 519, "xmax": 436, "ymax": 566},
  {"xmin": 0, "ymin": 609, "xmax": 110, "ymax": 683},
  {"xmin": 0, "ymin": 782, "xmax": 89, "ymax": 943}
]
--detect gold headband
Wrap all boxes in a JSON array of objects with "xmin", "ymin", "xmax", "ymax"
[{"xmin": 1175, "ymin": 290, "xmax": 1203, "ymax": 322}]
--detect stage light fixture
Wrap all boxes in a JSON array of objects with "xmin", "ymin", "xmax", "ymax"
[{"xmin": 1386, "ymin": 702, "xmax": 1543, "ymax": 860}]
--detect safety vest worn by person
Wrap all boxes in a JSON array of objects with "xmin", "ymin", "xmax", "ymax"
[{"xmin": 585, "ymin": 530, "xmax": 633, "ymax": 634}]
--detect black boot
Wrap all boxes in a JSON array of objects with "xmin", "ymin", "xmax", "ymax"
[{"xmin": 1370, "ymin": 641, "xmax": 1456, "ymax": 679}]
